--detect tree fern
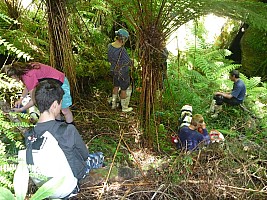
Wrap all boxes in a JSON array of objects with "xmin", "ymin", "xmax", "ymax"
[
  {"xmin": 0, "ymin": 12, "xmax": 20, "ymax": 30},
  {"xmin": 0, "ymin": 174, "xmax": 13, "ymax": 189},
  {"xmin": 242, "ymin": 76, "xmax": 261, "ymax": 90},
  {"xmin": 0, "ymin": 37, "xmax": 33, "ymax": 61},
  {"xmin": 187, "ymin": 46, "xmax": 240, "ymax": 81},
  {"xmin": 216, "ymin": 64, "xmax": 241, "ymax": 79}
]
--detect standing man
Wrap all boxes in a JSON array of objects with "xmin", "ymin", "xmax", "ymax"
[
  {"xmin": 108, "ymin": 28, "xmax": 133, "ymax": 112},
  {"xmin": 210, "ymin": 70, "xmax": 246, "ymax": 117}
]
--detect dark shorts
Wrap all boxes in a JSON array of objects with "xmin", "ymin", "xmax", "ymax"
[
  {"xmin": 213, "ymin": 94, "xmax": 242, "ymax": 106},
  {"xmin": 112, "ymin": 72, "xmax": 130, "ymax": 90}
]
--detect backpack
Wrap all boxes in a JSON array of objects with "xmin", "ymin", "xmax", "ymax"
[
  {"xmin": 174, "ymin": 105, "xmax": 193, "ymax": 149},
  {"xmin": 18, "ymin": 124, "xmax": 77, "ymax": 199},
  {"xmin": 178, "ymin": 105, "xmax": 193, "ymax": 129}
]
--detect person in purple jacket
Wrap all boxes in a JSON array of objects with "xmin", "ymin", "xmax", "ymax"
[
  {"xmin": 4, "ymin": 62, "xmax": 74, "ymax": 124},
  {"xmin": 178, "ymin": 114, "xmax": 210, "ymax": 151}
]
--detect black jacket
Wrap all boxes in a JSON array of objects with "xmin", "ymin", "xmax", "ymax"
[{"xmin": 29, "ymin": 120, "xmax": 89, "ymax": 180}]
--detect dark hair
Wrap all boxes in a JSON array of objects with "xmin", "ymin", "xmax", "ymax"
[
  {"xmin": 34, "ymin": 79, "xmax": 64, "ymax": 113},
  {"xmin": 229, "ymin": 70, "xmax": 240, "ymax": 78},
  {"xmin": 5, "ymin": 62, "xmax": 40, "ymax": 81}
]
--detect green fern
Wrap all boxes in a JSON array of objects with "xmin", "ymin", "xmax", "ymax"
[
  {"xmin": 244, "ymin": 76, "xmax": 261, "ymax": 90},
  {"xmin": 187, "ymin": 46, "xmax": 240, "ymax": 81},
  {"xmin": 0, "ymin": 12, "xmax": 20, "ymax": 31},
  {"xmin": 0, "ymin": 174, "xmax": 13, "ymax": 189},
  {"xmin": 0, "ymin": 37, "xmax": 33, "ymax": 61}
]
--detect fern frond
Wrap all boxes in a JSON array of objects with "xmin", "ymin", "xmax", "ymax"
[
  {"xmin": 0, "ymin": 174, "xmax": 13, "ymax": 189},
  {"xmin": 0, "ymin": 37, "xmax": 33, "ymax": 61},
  {"xmin": 245, "ymin": 77, "xmax": 261, "ymax": 90},
  {"xmin": 15, "ymin": 141, "xmax": 24, "ymax": 150},
  {"xmin": 0, "ymin": 13, "xmax": 19, "ymax": 25},
  {"xmin": 185, "ymin": 69, "xmax": 206, "ymax": 83},
  {"xmin": 216, "ymin": 64, "xmax": 241, "ymax": 78}
]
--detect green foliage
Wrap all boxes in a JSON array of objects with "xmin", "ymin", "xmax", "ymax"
[
  {"xmin": 0, "ymin": 11, "xmax": 34, "ymax": 61},
  {"xmin": 0, "ymin": 73, "xmax": 23, "ymax": 104},
  {"xmin": 0, "ymin": 12, "xmax": 19, "ymax": 29},
  {"xmin": 68, "ymin": 0, "xmax": 113, "ymax": 82},
  {"xmin": 0, "ymin": 37, "xmax": 33, "ymax": 61},
  {"xmin": 0, "ymin": 162, "xmax": 67, "ymax": 200},
  {"xmin": 207, "ymin": 0, "xmax": 267, "ymax": 31},
  {"xmin": 0, "ymin": 73, "xmax": 31, "ymax": 191},
  {"xmin": 0, "ymin": 108, "xmax": 29, "ymax": 190},
  {"xmin": 159, "ymin": 43, "xmax": 267, "ymax": 149},
  {"xmin": 0, "ymin": 3, "xmax": 49, "ymax": 63}
]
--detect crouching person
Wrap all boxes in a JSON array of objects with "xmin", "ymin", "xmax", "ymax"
[
  {"xmin": 18, "ymin": 79, "xmax": 103, "ymax": 199},
  {"xmin": 178, "ymin": 114, "xmax": 210, "ymax": 151}
]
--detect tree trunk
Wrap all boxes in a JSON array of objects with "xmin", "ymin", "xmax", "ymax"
[
  {"xmin": 138, "ymin": 25, "xmax": 164, "ymax": 148},
  {"xmin": 46, "ymin": 0, "xmax": 78, "ymax": 97}
]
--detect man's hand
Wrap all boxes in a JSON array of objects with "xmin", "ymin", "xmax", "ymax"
[{"xmin": 215, "ymin": 92, "xmax": 223, "ymax": 96}]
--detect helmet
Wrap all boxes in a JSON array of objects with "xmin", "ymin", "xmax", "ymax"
[{"xmin": 115, "ymin": 28, "xmax": 129, "ymax": 42}]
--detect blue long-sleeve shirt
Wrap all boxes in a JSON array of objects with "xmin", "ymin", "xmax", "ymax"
[{"xmin": 178, "ymin": 126, "xmax": 210, "ymax": 151}]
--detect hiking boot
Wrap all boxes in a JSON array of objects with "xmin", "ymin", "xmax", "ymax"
[{"xmin": 121, "ymin": 98, "xmax": 133, "ymax": 112}]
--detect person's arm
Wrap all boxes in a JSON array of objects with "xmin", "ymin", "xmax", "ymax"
[
  {"xmin": 71, "ymin": 126, "xmax": 89, "ymax": 160},
  {"xmin": 121, "ymin": 48, "xmax": 132, "ymax": 66},
  {"xmin": 60, "ymin": 125, "xmax": 89, "ymax": 160},
  {"xmin": 215, "ymin": 91, "xmax": 233, "ymax": 99},
  {"xmin": 13, "ymin": 89, "xmax": 34, "ymax": 112},
  {"xmin": 199, "ymin": 123, "xmax": 210, "ymax": 144},
  {"xmin": 14, "ymin": 87, "xmax": 29, "ymax": 107}
]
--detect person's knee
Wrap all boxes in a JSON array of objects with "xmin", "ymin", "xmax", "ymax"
[
  {"xmin": 213, "ymin": 95, "xmax": 224, "ymax": 105},
  {"xmin": 113, "ymin": 87, "xmax": 119, "ymax": 94},
  {"xmin": 120, "ymin": 90, "xmax": 127, "ymax": 99}
]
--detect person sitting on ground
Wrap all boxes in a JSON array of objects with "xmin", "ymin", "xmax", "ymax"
[
  {"xmin": 4, "ymin": 62, "xmax": 74, "ymax": 124},
  {"xmin": 210, "ymin": 69, "xmax": 246, "ymax": 117},
  {"xmin": 177, "ymin": 114, "xmax": 210, "ymax": 151},
  {"xmin": 19, "ymin": 80, "xmax": 103, "ymax": 198}
]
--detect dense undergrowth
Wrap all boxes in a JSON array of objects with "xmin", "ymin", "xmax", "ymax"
[
  {"xmin": 0, "ymin": 1, "xmax": 267, "ymax": 197},
  {"xmin": 1, "ymin": 45, "xmax": 267, "ymax": 199}
]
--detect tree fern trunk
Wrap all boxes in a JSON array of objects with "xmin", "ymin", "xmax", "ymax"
[
  {"xmin": 46, "ymin": 0, "xmax": 78, "ymax": 97},
  {"xmin": 138, "ymin": 25, "xmax": 163, "ymax": 148}
]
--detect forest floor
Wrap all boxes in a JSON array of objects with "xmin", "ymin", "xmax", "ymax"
[{"xmin": 69, "ymin": 93, "xmax": 267, "ymax": 200}]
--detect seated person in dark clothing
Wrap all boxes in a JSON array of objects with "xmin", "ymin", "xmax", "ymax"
[
  {"xmin": 210, "ymin": 70, "xmax": 246, "ymax": 117},
  {"xmin": 178, "ymin": 114, "xmax": 210, "ymax": 151}
]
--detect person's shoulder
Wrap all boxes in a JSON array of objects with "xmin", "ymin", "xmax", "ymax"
[
  {"xmin": 181, "ymin": 126, "xmax": 189, "ymax": 130},
  {"xmin": 179, "ymin": 126, "xmax": 190, "ymax": 134},
  {"xmin": 238, "ymin": 79, "xmax": 246, "ymax": 87},
  {"xmin": 59, "ymin": 123, "xmax": 77, "ymax": 134},
  {"xmin": 108, "ymin": 43, "xmax": 117, "ymax": 51}
]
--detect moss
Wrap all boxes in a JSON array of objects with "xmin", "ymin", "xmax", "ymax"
[{"xmin": 241, "ymin": 27, "xmax": 267, "ymax": 78}]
